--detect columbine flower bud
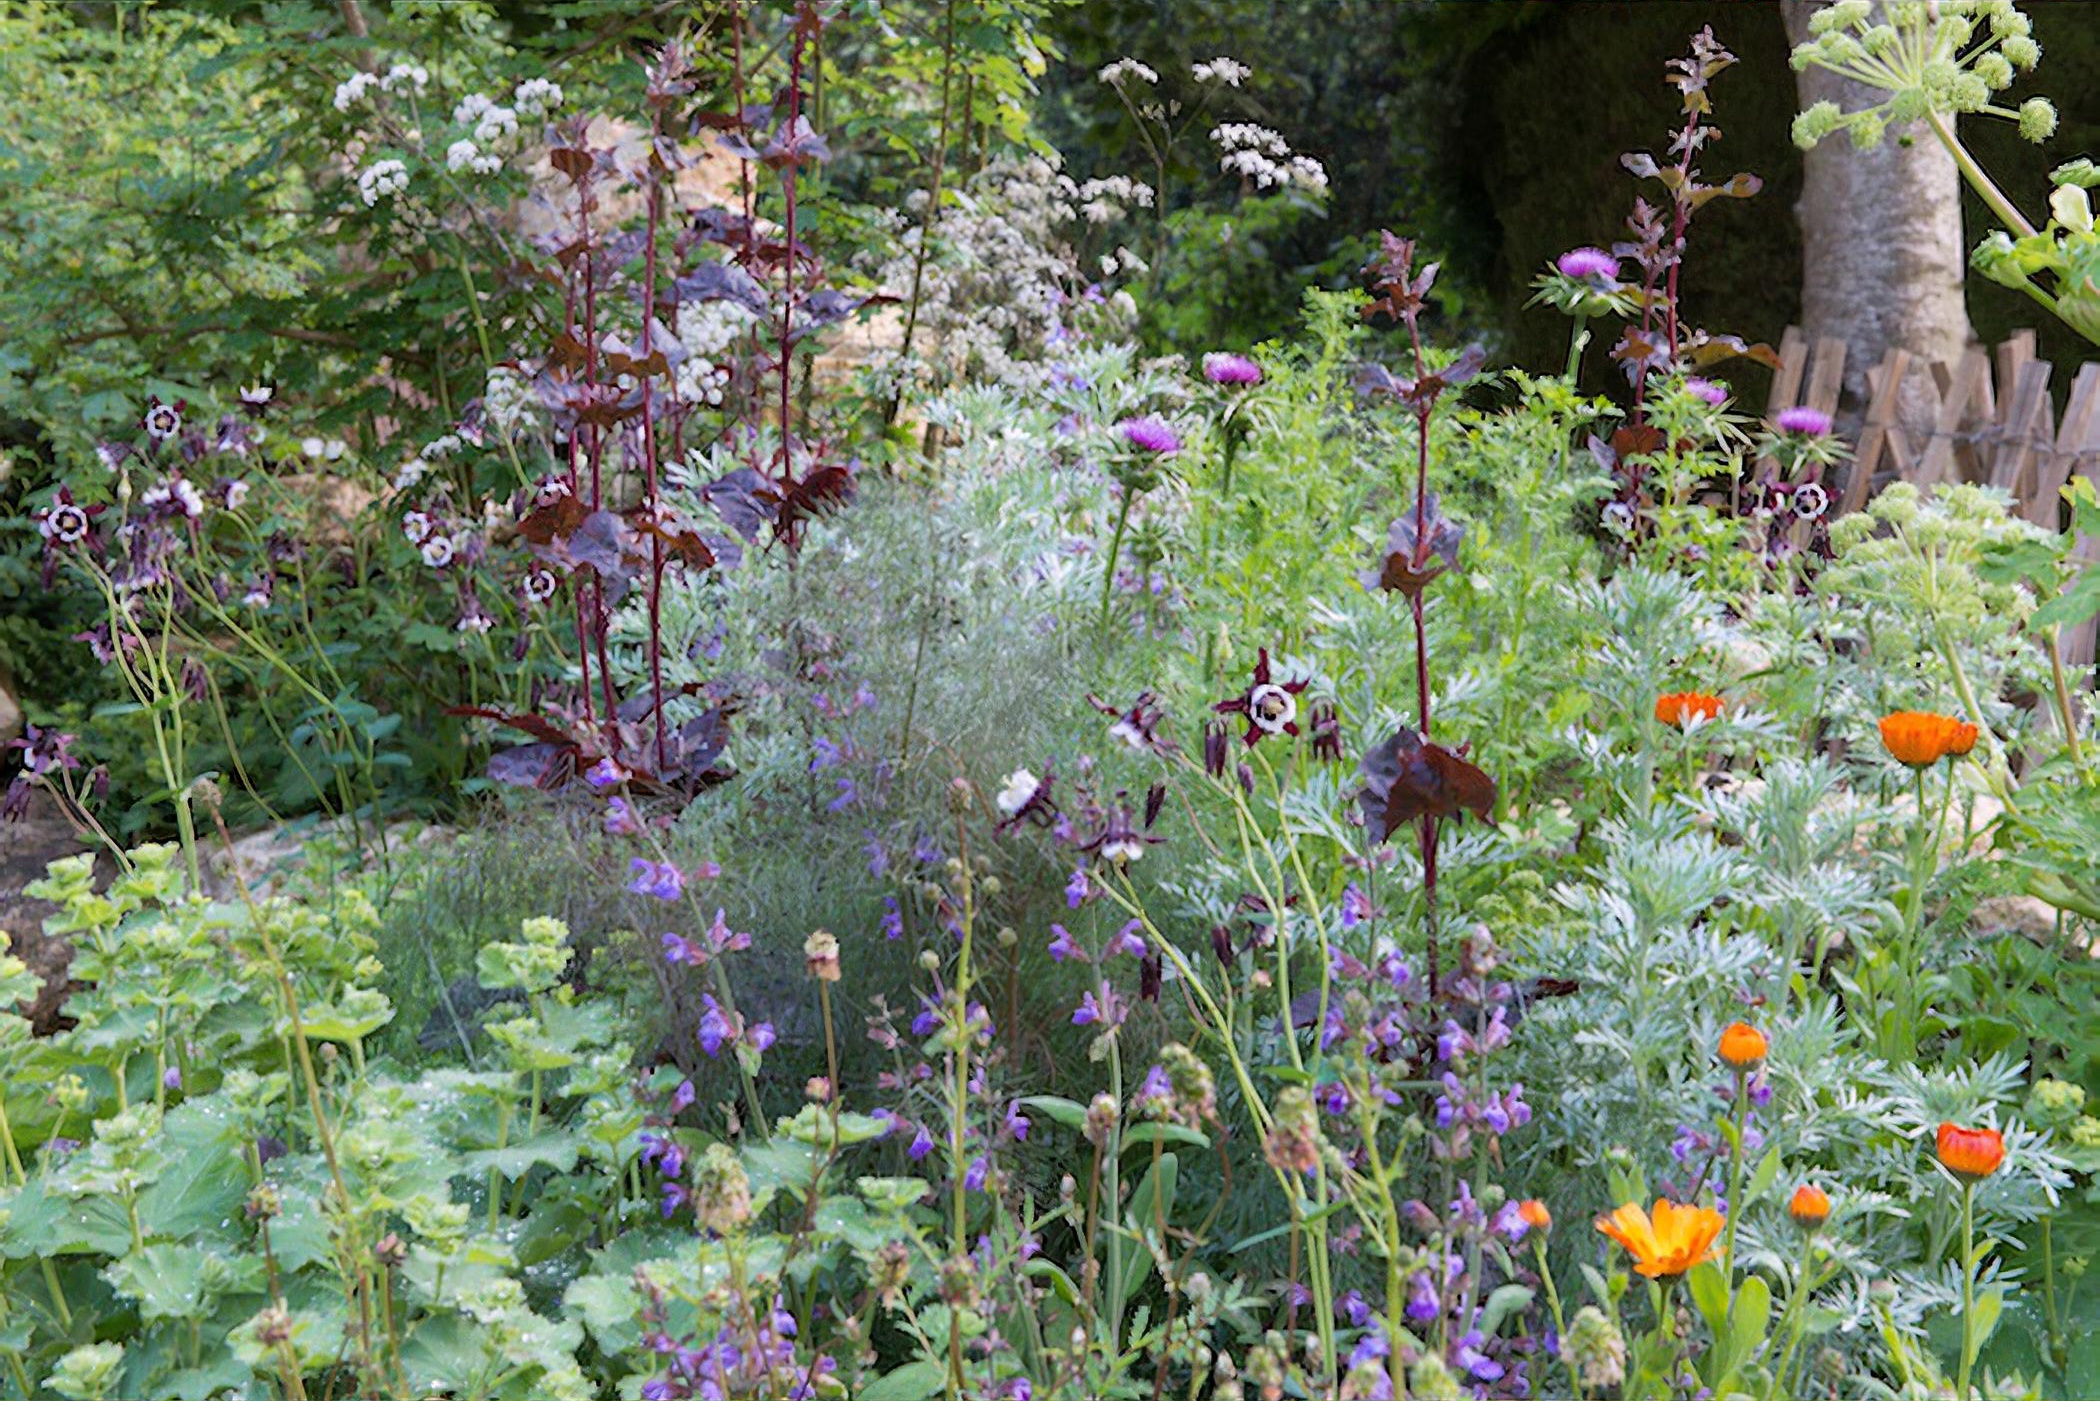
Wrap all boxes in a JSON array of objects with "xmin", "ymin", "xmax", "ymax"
[
  {"xmin": 1084, "ymin": 1092, "xmax": 1119, "ymax": 1148},
  {"xmin": 804, "ymin": 930, "xmax": 841, "ymax": 982},
  {"xmin": 1563, "ymin": 1305, "xmax": 1626, "ymax": 1389},
  {"xmin": 692, "ymin": 1143, "xmax": 753, "ymax": 1234}
]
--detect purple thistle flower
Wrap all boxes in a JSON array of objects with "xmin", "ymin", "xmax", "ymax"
[
  {"xmin": 1202, "ymin": 352, "xmax": 1263, "ymax": 386},
  {"xmin": 1120, "ymin": 415, "xmax": 1181, "ymax": 456},
  {"xmin": 1555, "ymin": 246, "xmax": 1621, "ymax": 283},
  {"xmin": 1684, "ymin": 377, "xmax": 1729, "ymax": 406},
  {"xmin": 1776, "ymin": 405, "xmax": 1834, "ymax": 437}
]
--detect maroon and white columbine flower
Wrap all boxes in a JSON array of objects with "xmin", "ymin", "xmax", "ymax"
[
  {"xmin": 140, "ymin": 476, "xmax": 204, "ymax": 520},
  {"xmin": 143, "ymin": 398, "xmax": 185, "ymax": 442},
  {"xmin": 1083, "ymin": 800, "xmax": 1161, "ymax": 865},
  {"xmin": 238, "ymin": 384, "xmax": 275, "ymax": 417},
  {"xmin": 1792, "ymin": 482, "xmax": 1830, "ymax": 521},
  {"xmin": 1202, "ymin": 352, "xmax": 1263, "ymax": 387},
  {"xmin": 532, "ymin": 475, "xmax": 573, "ymax": 509},
  {"xmin": 518, "ymin": 567, "xmax": 559, "ymax": 605},
  {"xmin": 994, "ymin": 766, "xmax": 1058, "ymax": 832},
  {"xmin": 1090, "ymin": 691, "xmax": 1176, "ymax": 756},
  {"xmin": 420, "ymin": 534, "xmax": 457, "ymax": 568},
  {"xmin": 1215, "ymin": 647, "xmax": 1309, "ymax": 747},
  {"xmin": 402, "ymin": 510, "xmax": 437, "ymax": 545},
  {"xmin": 36, "ymin": 489, "xmax": 98, "ymax": 547}
]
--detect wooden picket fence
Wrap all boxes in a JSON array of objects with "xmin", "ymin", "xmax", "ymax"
[{"xmin": 1765, "ymin": 326, "xmax": 2100, "ymax": 670}]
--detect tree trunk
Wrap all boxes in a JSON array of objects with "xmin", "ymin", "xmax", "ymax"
[{"xmin": 1782, "ymin": 0, "xmax": 1973, "ymax": 435}]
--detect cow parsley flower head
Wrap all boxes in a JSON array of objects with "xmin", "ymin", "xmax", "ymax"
[
  {"xmin": 447, "ymin": 140, "xmax": 503, "ymax": 176},
  {"xmin": 474, "ymin": 105, "xmax": 519, "ymax": 145},
  {"xmin": 334, "ymin": 71, "xmax": 379, "ymax": 112},
  {"xmin": 1192, "ymin": 56, "xmax": 1251, "ymax": 86},
  {"xmin": 1098, "ymin": 57, "xmax": 1159, "ymax": 86},
  {"xmin": 358, "ymin": 159, "xmax": 409, "ymax": 207},
  {"xmin": 513, "ymin": 78, "xmax": 564, "ymax": 117},
  {"xmin": 381, "ymin": 63, "xmax": 428, "ymax": 93}
]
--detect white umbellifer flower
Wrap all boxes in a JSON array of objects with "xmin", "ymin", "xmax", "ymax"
[
  {"xmin": 1212, "ymin": 123, "xmax": 1288, "ymax": 155},
  {"xmin": 473, "ymin": 105, "xmax": 518, "ymax": 144},
  {"xmin": 1192, "ymin": 57, "xmax": 1251, "ymax": 86},
  {"xmin": 453, "ymin": 93, "xmax": 495, "ymax": 126},
  {"xmin": 513, "ymin": 78, "xmax": 564, "ymax": 117},
  {"xmin": 995, "ymin": 769, "xmax": 1040, "ymax": 818},
  {"xmin": 393, "ymin": 458, "xmax": 430, "ymax": 492},
  {"xmin": 675, "ymin": 357, "xmax": 730, "ymax": 407},
  {"xmin": 333, "ymin": 71, "xmax": 379, "ymax": 112},
  {"xmin": 423, "ymin": 433, "xmax": 462, "ymax": 459},
  {"xmin": 358, "ymin": 159, "xmax": 409, "ymax": 207},
  {"xmin": 1097, "ymin": 57, "xmax": 1159, "ymax": 86},
  {"xmin": 484, "ymin": 366, "xmax": 537, "ymax": 432},
  {"xmin": 1286, "ymin": 155, "xmax": 1329, "ymax": 193},
  {"xmin": 419, "ymin": 533, "xmax": 456, "ymax": 568},
  {"xmin": 447, "ymin": 139, "xmax": 503, "ymax": 175},
  {"xmin": 381, "ymin": 62, "xmax": 429, "ymax": 92},
  {"xmin": 675, "ymin": 299, "xmax": 758, "ymax": 359}
]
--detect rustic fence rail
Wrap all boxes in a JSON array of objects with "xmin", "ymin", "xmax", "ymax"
[{"xmin": 1766, "ymin": 326, "xmax": 2100, "ymax": 670}]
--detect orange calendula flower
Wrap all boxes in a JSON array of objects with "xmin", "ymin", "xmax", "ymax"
[
  {"xmin": 1878, "ymin": 711, "xmax": 1978, "ymax": 768},
  {"xmin": 1518, "ymin": 1199, "xmax": 1552, "ymax": 1233},
  {"xmin": 1935, "ymin": 1123, "xmax": 2006, "ymax": 1180},
  {"xmin": 1717, "ymin": 1021, "xmax": 1768, "ymax": 1070},
  {"xmin": 1594, "ymin": 1198, "xmax": 1725, "ymax": 1279},
  {"xmin": 1788, "ymin": 1184, "xmax": 1831, "ymax": 1228},
  {"xmin": 1655, "ymin": 692, "xmax": 1723, "ymax": 728}
]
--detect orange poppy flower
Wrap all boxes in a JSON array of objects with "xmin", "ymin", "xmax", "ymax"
[
  {"xmin": 1656, "ymin": 692, "xmax": 1724, "ymax": 728},
  {"xmin": 1935, "ymin": 1123, "xmax": 2006, "ymax": 1180},
  {"xmin": 1518, "ymin": 1199, "xmax": 1552, "ymax": 1233},
  {"xmin": 1594, "ymin": 1198, "xmax": 1726, "ymax": 1279},
  {"xmin": 1717, "ymin": 1021, "xmax": 1768, "ymax": 1070},
  {"xmin": 1788, "ymin": 1184, "xmax": 1830, "ymax": 1228},
  {"xmin": 1878, "ymin": 711, "xmax": 1978, "ymax": 767}
]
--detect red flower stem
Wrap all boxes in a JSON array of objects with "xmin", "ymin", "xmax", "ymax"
[
  {"xmin": 778, "ymin": 23, "xmax": 805, "ymax": 464},
  {"xmin": 1406, "ymin": 317, "xmax": 1441, "ymax": 992},
  {"xmin": 641, "ymin": 81, "xmax": 667, "ymax": 770}
]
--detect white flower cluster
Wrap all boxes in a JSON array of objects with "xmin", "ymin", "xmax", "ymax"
[
  {"xmin": 1098, "ymin": 57, "xmax": 1159, "ymax": 86},
  {"xmin": 447, "ymin": 139, "xmax": 504, "ymax": 176},
  {"xmin": 454, "ymin": 93, "xmax": 518, "ymax": 144},
  {"xmin": 333, "ymin": 62, "xmax": 427, "ymax": 112},
  {"xmin": 142, "ymin": 477, "xmax": 205, "ymax": 519},
  {"xmin": 1076, "ymin": 175, "xmax": 1154, "ymax": 226},
  {"xmin": 358, "ymin": 159, "xmax": 410, "ymax": 207},
  {"xmin": 334, "ymin": 71, "xmax": 379, "ymax": 112},
  {"xmin": 484, "ymin": 366, "xmax": 538, "ymax": 433},
  {"xmin": 300, "ymin": 436, "xmax": 349, "ymax": 460},
  {"xmin": 512, "ymin": 77, "xmax": 564, "ymax": 118},
  {"xmin": 675, "ymin": 357, "xmax": 732, "ymax": 408},
  {"xmin": 1192, "ymin": 56, "xmax": 1251, "ymax": 86},
  {"xmin": 675, "ymin": 299, "xmax": 759, "ymax": 359},
  {"xmin": 1210, "ymin": 123, "xmax": 1327, "ymax": 194}
]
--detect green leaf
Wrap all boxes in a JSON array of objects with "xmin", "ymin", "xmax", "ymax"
[
  {"xmin": 1687, "ymin": 1259, "xmax": 1729, "ymax": 1339},
  {"xmin": 1480, "ymin": 1283, "xmax": 1535, "ymax": 1338},
  {"xmin": 1746, "ymin": 1145, "xmax": 1782, "ymax": 1205},
  {"xmin": 1728, "ymin": 1274, "xmax": 1772, "ymax": 1372},
  {"xmin": 1120, "ymin": 1152, "xmax": 1178, "ymax": 1301},
  {"xmin": 1120, "ymin": 1121, "xmax": 1209, "ymax": 1153},
  {"xmin": 1966, "ymin": 1284, "xmax": 2006, "ymax": 1365},
  {"xmin": 856, "ymin": 1359, "xmax": 949, "ymax": 1401},
  {"xmin": 1016, "ymin": 1095, "xmax": 1087, "ymax": 1133}
]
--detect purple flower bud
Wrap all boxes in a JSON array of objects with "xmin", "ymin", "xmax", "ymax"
[
  {"xmin": 1555, "ymin": 246, "xmax": 1621, "ymax": 282},
  {"xmin": 1776, "ymin": 406, "xmax": 1834, "ymax": 437},
  {"xmin": 1684, "ymin": 377, "xmax": 1729, "ymax": 406}
]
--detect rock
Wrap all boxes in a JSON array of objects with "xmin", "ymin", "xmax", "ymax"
[
  {"xmin": 1971, "ymin": 895, "xmax": 2060, "ymax": 941},
  {"xmin": 0, "ymin": 664, "xmax": 20, "ymax": 748},
  {"xmin": 0, "ymin": 791, "xmax": 93, "ymax": 1034},
  {"xmin": 206, "ymin": 817, "xmax": 450, "ymax": 901}
]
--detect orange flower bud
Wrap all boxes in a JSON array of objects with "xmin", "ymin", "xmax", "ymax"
[
  {"xmin": 1518, "ymin": 1199, "xmax": 1552, "ymax": 1233},
  {"xmin": 1788, "ymin": 1183, "xmax": 1830, "ymax": 1228},
  {"xmin": 1717, "ymin": 1021, "xmax": 1768, "ymax": 1070},
  {"xmin": 1935, "ymin": 1122, "xmax": 2005, "ymax": 1180},
  {"xmin": 1655, "ymin": 692, "xmax": 1724, "ymax": 728}
]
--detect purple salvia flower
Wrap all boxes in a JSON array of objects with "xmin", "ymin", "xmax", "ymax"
[
  {"xmin": 1046, "ymin": 924, "xmax": 1088, "ymax": 963},
  {"xmin": 628, "ymin": 858, "xmax": 684, "ymax": 901}
]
